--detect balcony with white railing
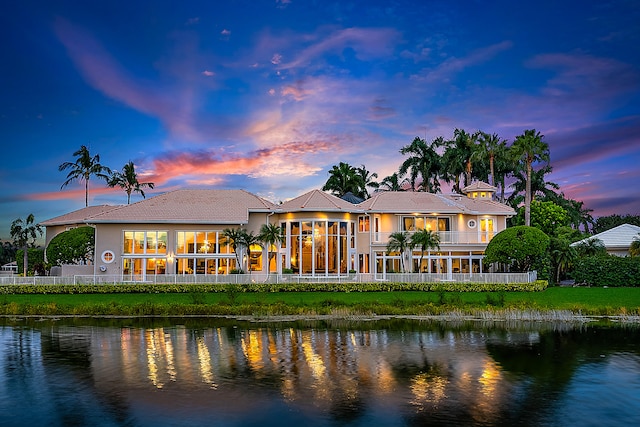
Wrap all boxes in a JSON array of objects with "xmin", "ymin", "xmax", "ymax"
[{"xmin": 368, "ymin": 230, "xmax": 496, "ymax": 246}]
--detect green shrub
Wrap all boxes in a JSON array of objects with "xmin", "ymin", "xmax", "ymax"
[{"xmin": 572, "ymin": 255, "xmax": 640, "ymax": 287}]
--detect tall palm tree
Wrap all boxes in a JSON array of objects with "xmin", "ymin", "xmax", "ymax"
[
  {"xmin": 386, "ymin": 231, "xmax": 413, "ymax": 273},
  {"xmin": 379, "ymin": 172, "xmax": 406, "ymax": 192},
  {"xmin": 322, "ymin": 162, "xmax": 364, "ymax": 197},
  {"xmin": 410, "ymin": 229, "xmax": 440, "ymax": 273},
  {"xmin": 399, "ymin": 137, "xmax": 441, "ymax": 192},
  {"xmin": 474, "ymin": 132, "xmax": 508, "ymax": 188},
  {"xmin": 10, "ymin": 214, "xmax": 43, "ymax": 276},
  {"xmin": 551, "ymin": 238, "xmax": 577, "ymax": 283},
  {"xmin": 259, "ymin": 223, "xmax": 284, "ymax": 277},
  {"xmin": 511, "ymin": 129, "xmax": 550, "ymax": 226},
  {"xmin": 59, "ymin": 145, "xmax": 112, "ymax": 207},
  {"xmin": 356, "ymin": 165, "xmax": 379, "ymax": 199},
  {"xmin": 108, "ymin": 161, "xmax": 155, "ymax": 204}
]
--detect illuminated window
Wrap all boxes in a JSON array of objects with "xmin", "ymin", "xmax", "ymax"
[{"xmin": 101, "ymin": 250, "xmax": 115, "ymax": 263}]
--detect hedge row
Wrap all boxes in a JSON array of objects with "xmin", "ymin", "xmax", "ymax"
[
  {"xmin": 572, "ymin": 256, "xmax": 640, "ymax": 287},
  {"xmin": 0, "ymin": 280, "xmax": 548, "ymax": 295}
]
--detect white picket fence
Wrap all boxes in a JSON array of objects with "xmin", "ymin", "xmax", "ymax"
[{"xmin": 0, "ymin": 271, "xmax": 536, "ymax": 286}]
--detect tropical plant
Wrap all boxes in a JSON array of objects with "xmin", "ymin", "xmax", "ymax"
[
  {"xmin": 108, "ymin": 161, "xmax": 155, "ymax": 204},
  {"xmin": 484, "ymin": 226, "xmax": 550, "ymax": 273},
  {"xmin": 386, "ymin": 231, "xmax": 413, "ymax": 272},
  {"xmin": 46, "ymin": 226, "xmax": 95, "ymax": 266},
  {"xmin": 321, "ymin": 162, "xmax": 364, "ymax": 197},
  {"xmin": 59, "ymin": 145, "xmax": 112, "ymax": 207},
  {"xmin": 242, "ymin": 231, "xmax": 263, "ymax": 274},
  {"xmin": 410, "ymin": 229, "xmax": 440, "ymax": 272},
  {"xmin": 355, "ymin": 165, "xmax": 379, "ymax": 199},
  {"xmin": 379, "ymin": 173, "xmax": 406, "ymax": 191},
  {"xmin": 223, "ymin": 228, "xmax": 246, "ymax": 271},
  {"xmin": 512, "ymin": 200, "xmax": 570, "ymax": 236},
  {"xmin": 574, "ymin": 237, "xmax": 606, "ymax": 257},
  {"xmin": 508, "ymin": 164, "xmax": 559, "ymax": 210},
  {"xmin": 10, "ymin": 214, "xmax": 43, "ymax": 276},
  {"xmin": 631, "ymin": 234, "xmax": 640, "ymax": 258},
  {"xmin": 550, "ymin": 237, "xmax": 577, "ymax": 283},
  {"xmin": 474, "ymin": 131, "xmax": 508, "ymax": 188},
  {"xmin": 592, "ymin": 214, "xmax": 640, "ymax": 234},
  {"xmin": 510, "ymin": 129, "xmax": 550, "ymax": 226},
  {"xmin": 259, "ymin": 223, "xmax": 284, "ymax": 276},
  {"xmin": 399, "ymin": 137, "xmax": 441, "ymax": 192}
]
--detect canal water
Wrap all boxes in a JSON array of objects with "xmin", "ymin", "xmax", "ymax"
[{"xmin": 0, "ymin": 317, "xmax": 638, "ymax": 426}]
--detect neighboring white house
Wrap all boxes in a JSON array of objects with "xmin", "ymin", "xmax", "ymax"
[{"xmin": 571, "ymin": 224, "xmax": 640, "ymax": 257}]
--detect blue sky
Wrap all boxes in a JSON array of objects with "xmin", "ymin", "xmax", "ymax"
[{"xmin": 1, "ymin": 0, "xmax": 639, "ymax": 240}]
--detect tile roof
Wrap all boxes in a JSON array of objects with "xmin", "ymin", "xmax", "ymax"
[
  {"xmin": 462, "ymin": 181, "xmax": 497, "ymax": 193},
  {"xmin": 88, "ymin": 189, "xmax": 278, "ymax": 224},
  {"xmin": 571, "ymin": 224, "xmax": 640, "ymax": 249},
  {"xmin": 40, "ymin": 205, "xmax": 120, "ymax": 226},
  {"xmin": 357, "ymin": 191, "xmax": 515, "ymax": 215},
  {"xmin": 278, "ymin": 190, "xmax": 361, "ymax": 212}
]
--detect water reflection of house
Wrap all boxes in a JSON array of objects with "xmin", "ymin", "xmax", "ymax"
[{"xmin": 40, "ymin": 183, "xmax": 514, "ymax": 280}]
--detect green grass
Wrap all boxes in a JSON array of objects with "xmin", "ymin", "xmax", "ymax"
[{"xmin": 1, "ymin": 287, "xmax": 639, "ymax": 317}]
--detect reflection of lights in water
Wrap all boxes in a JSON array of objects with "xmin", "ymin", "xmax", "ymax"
[
  {"xmin": 242, "ymin": 330, "xmax": 264, "ymax": 372},
  {"xmin": 376, "ymin": 360, "xmax": 396, "ymax": 393},
  {"xmin": 478, "ymin": 360, "xmax": 501, "ymax": 398},
  {"xmin": 410, "ymin": 370, "xmax": 448, "ymax": 411},
  {"xmin": 197, "ymin": 336, "xmax": 216, "ymax": 389},
  {"xmin": 145, "ymin": 329, "xmax": 162, "ymax": 389},
  {"xmin": 301, "ymin": 332, "xmax": 331, "ymax": 402},
  {"xmin": 164, "ymin": 331, "xmax": 176, "ymax": 382}
]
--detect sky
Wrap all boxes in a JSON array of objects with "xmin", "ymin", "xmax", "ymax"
[{"xmin": 1, "ymin": 0, "xmax": 639, "ymax": 241}]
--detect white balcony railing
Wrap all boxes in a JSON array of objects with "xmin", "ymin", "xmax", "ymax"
[{"xmin": 369, "ymin": 230, "xmax": 496, "ymax": 245}]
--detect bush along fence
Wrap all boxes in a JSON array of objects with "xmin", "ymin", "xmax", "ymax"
[{"xmin": 0, "ymin": 280, "xmax": 548, "ymax": 295}]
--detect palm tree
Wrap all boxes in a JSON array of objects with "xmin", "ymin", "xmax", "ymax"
[
  {"xmin": 410, "ymin": 229, "xmax": 440, "ymax": 273},
  {"xmin": 10, "ymin": 214, "xmax": 43, "ymax": 276},
  {"xmin": 574, "ymin": 237, "xmax": 606, "ymax": 257},
  {"xmin": 386, "ymin": 231, "xmax": 412, "ymax": 273},
  {"xmin": 630, "ymin": 234, "xmax": 640, "ymax": 257},
  {"xmin": 355, "ymin": 165, "xmax": 379, "ymax": 199},
  {"xmin": 379, "ymin": 173, "xmax": 406, "ymax": 191},
  {"xmin": 223, "ymin": 228, "xmax": 246, "ymax": 272},
  {"xmin": 108, "ymin": 161, "xmax": 155, "ymax": 204},
  {"xmin": 259, "ymin": 223, "xmax": 284, "ymax": 277},
  {"xmin": 399, "ymin": 137, "xmax": 441, "ymax": 192},
  {"xmin": 551, "ymin": 238, "xmax": 577, "ymax": 283},
  {"xmin": 508, "ymin": 164, "xmax": 559, "ymax": 208},
  {"xmin": 474, "ymin": 132, "xmax": 508, "ymax": 188},
  {"xmin": 59, "ymin": 145, "xmax": 112, "ymax": 207},
  {"xmin": 322, "ymin": 162, "xmax": 364, "ymax": 197},
  {"xmin": 242, "ymin": 231, "xmax": 262, "ymax": 274},
  {"xmin": 511, "ymin": 129, "xmax": 550, "ymax": 226}
]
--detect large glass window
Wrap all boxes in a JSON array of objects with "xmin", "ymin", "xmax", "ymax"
[
  {"xmin": 176, "ymin": 230, "xmax": 229, "ymax": 254},
  {"xmin": 402, "ymin": 216, "xmax": 450, "ymax": 232},
  {"xmin": 286, "ymin": 219, "xmax": 354, "ymax": 275},
  {"xmin": 123, "ymin": 231, "xmax": 168, "ymax": 255},
  {"xmin": 358, "ymin": 216, "xmax": 370, "ymax": 232}
]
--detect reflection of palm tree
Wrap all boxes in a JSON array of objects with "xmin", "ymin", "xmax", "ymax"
[
  {"xmin": 108, "ymin": 161, "xmax": 155, "ymax": 204},
  {"xmin": 511, "ymin": 129, "xmax": 550, "ymax": 226},
  {"xmin": 259, "ymin": 223, "xmax": 284, "ymax": 277},
  {"xmin": 411, "ymin": 229, "xmax": 440, "ymax": 272},
  {"xmin": 10, "ymin": 213, "xmax": 43, "ymax": 276},
  {"xmin": 387, "ymin": 231, "xmax": 412, "ymax": 272},
  {"xmin": 399, "ymin": 137, "xmax": 441, "ymax": 192},
  {"xmin": 59, "ymin": 145, "xmax": 112, "ymax": 207}
]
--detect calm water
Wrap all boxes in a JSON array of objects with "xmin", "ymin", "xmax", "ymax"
[{"xmin": 0, "ymin": 317, "xmax": 638, "ymax": 427}]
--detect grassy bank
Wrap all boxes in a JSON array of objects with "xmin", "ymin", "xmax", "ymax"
[{"xmin": 2, "ymin": 287, "xmax": 639, "ymax": 318}]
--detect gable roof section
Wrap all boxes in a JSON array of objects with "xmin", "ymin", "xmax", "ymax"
[
  {"xmin": 358, "ymin": 191, "xmax": 515, "ymax": 216},
  {"xmin": 571, "ymin": 224, "xmax": 640, "ymax": 249},
  {"xmin": 279, "ymin": 190, "xmax": 361, "ymax": 213},
  {"xmin": 40, "ymin": 205, "xmax": 120, "ymax": 226},
  {"xmin": 462, "ymin": 181, "xmax": 497, "ymax": 193},
  {"xmin": 88, "ymin": 189, "xmax": 277, "ymax": 224}
]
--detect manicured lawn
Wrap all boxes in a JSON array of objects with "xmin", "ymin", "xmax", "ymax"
[{"xmin": 2, "ymin": 287, "xmax": 639, "ymax": 316}]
